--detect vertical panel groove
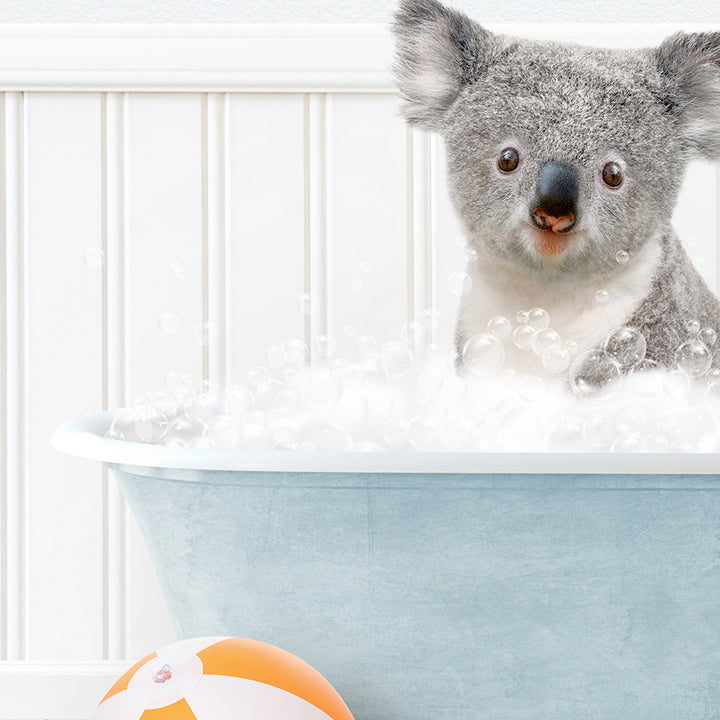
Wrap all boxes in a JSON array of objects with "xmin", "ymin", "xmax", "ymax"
[
  {"xmin": 3, "ymin": 91, "xmax": 26, "ymax": 661},
  {"xmin": 205, "ymin": 92, "xmax": 227, "ymax": 388},
  {"xmin": 0, "ymin": 91, "xmax": 6, "ymax": 662},
  {"xmin": 305, "ymin": 93, "xmax": 329, "ymax": 362},
  {"xmin": 102, "ymin": 91, "xmax": 127, "ymax": 661}
]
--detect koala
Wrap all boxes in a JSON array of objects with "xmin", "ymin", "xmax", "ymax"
[{"xmin": 392, "ymin": 0, "xmax": 720, "ymax": 383}]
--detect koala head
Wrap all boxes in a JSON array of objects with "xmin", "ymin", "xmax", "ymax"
[{"xmin": 392, "ymin": 0, "xmax": 720, "ymax": 282}]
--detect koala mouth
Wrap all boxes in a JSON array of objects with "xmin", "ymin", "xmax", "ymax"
[{"xmin": 525, "ymin": 219, "xmax": 580, "ymax": 259}]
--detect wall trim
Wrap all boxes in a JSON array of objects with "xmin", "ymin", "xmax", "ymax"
[{"xmin": 0, "ymin": 23, "xmax": 718, "ymax": 92}]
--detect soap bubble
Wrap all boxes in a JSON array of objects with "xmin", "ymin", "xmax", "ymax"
[
  {"xmin": 134, "ymin": 417, "xmax": 166, "ymax": 443},
  {"xmin": 84, "ymin": 247, "xmax": 105, "ymax": 268},
  {"xmin": 170, "ymin": 261, "xmax": 187, "ymax": 280},
  {"xmin": 302, "ymin": 368, "xmax": 342, "ymax": 410},
  {"xmin": 532, "ymin": 328, "xmax": 561, "ymax": 356},
  {"xmin": 265, "ymin": 345, "xmax": 286, "ymax": 368},
  {"xmin": 351, "ymin": 280, "xmax": 364, "ymax": 293},
  {"xmin": 104, "ymin": 428, "xmax": 124, "ymax": 441},
  {"xmin": 517, "ymin": 375, "xmax": 545, "ymax": 402},
  {"xmin": 583, "ymin": 413, "xmax": 615, "ymax": 449},
  {"xmin": 569, "ymin": 349, "xmax": 621, "ymax": 400},
  {"xmin": 158, "ymin": 313, "xmax": 180, "ymax": 335},
  {"xmin": 487, "ymin": 316, "xmax": 512, "ymax": 341},
  {"xmin": 242, "ymin": 409, "xmax": 267, "ymax": 438},
  {"xmin": 343, "ymin": 324, "xmax": 356, "ymax": 337},
  {"xmin": 643, "ymin": 434, "xmax": 671, "ymax": 452},
  {"xmin": 297, "ymin": 293, "xmax": 318, "ymax": 315},
  {"xmin": 615, "ymin": 250, "xmax": 629, "ymax": 264},
  {"xmin": 380, "ymin": 341, "xmax": 414, "ymax": 378},
  {"xmin": 604, "ymin": 326, "xmax": 646, "ymax": 370},
  {"xmin": 462, "ymin": 333, "xmax": 504, "ymax": 376},
  {"xmin": 499, "ymin": 406, "xmax": 545, "ymax": 451},
  {"xmin": 205, "ymin": 414, "xmax": 240, "ymax": 448},
  {"xmin": 611, "ymin": 433, "xmax": 643, "ymax": 453},
  {"xmin": 512, "ymin": 324, "xmax": 535, "ymax": 350},
  {"xmin": 675, "ymin": 339, "xmax": 712, "ymax": 378},
  {"xmin": 542, "ymin": 345, "xmax": 571, "ymax": 374},
  {"xmin": 418, "ymin": 364, "xmax": 446, "ymax": 395},
  {"xmin": 246, "ymin": 366, "xmax": 272, "ymax": 392},
  {"xmin": 448, "ymin": 271, "xmax": 472, "ymax": 296},
  {"xmin": 686, "ymin": 319, "xmax": 700, "ymax": 335},
  {"xmin": 149, "ymin": 389, "xmax": 178, "ymax": 418},
  {"xmin": 184, "ymin": 395, "xmax": 214, "ymax": 428},
  {"xmin": 440, "ymin": 417, "xmax": 476, "ymax": 450},
  {"xmin": 195, "ymin": 321, "xmax": 216, "ymax": 346},
  {"xmin": 383, "ymin": 418, "xmax": 410, "ymax": 448},
  {"xmin": 223, "ymin": 385, "xmax": 253, "ymax": 416},
  {"xmin": 616, "ymin": 405, "xmax": 646, "ymax": 434},
  {"xmin": 516, "ymin": 310, "xmax": 529, "ymax": 324},
  {"xmin": 700, "ymin": 327, "xmax": 717, "ymax": 347},
  {"xmin": 421, "ymin": 308, "xmax": 442, "ymax": 332},
  {"xmin": 409, "ymin": 415, "xmax": 439, "ymax": 450},
  {"xmin": 314, "ymin": 334, "xmax": 337, "ymax": 360},
  {"xmin": 595, "ymin": 289, "xmax": 610, "ymax": 304},
  {"xmin": 464, "ymin": 247, "xmax": 478, "ymax": 263},
  {"xmin": 357, "ymin": 335, "xmax": 377, "ymax": 359},
  {"xmin": 275, "ymin": 387, "xmax": 300, "ymax": 414},
  {"xmin": 271, "ymin": 417, "xmax": 303, "ymax": 447},
  {"xmin": 329, "ymin": 388, "xmax": 369, "ymax": 430},
  {"xmin": 453, "ymin": 235, "xmax": 467, "ymax": 248},
  {"xmin": 527, "ymin": 308, "xmax": 550, "ymax": 332},
  {"xmin": 283, "ymin": 338, "xmax": 308, "ymax": 364},
  {"xmin": 401, "ymin": 321, "xmax": 426, "ymax": 346},
  {"xmin": 359, "ymin": 260, "xmax": 372, "ymax": 274},
  {"xmin": 304, "ymin": 423, "xmax": 352, "ymax": 451}
]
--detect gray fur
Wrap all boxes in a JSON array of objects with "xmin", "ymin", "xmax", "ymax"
[{"xmin": 392, "ymin": 0, "xmax": 720, "ymax": 379}]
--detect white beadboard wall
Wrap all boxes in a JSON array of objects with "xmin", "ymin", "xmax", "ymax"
[{"xmin": 0, "ymin": 23, "xmax": 718, "ymax": 719}]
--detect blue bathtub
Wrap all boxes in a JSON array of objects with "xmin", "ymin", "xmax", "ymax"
[{"xmin": 53, "ymin": 410, "xmax": 720, "ymax": 720}]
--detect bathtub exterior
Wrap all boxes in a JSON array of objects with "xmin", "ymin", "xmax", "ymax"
[{"xmin": 109, "ymin": 461, "xmax": 720, "ymax": 720}]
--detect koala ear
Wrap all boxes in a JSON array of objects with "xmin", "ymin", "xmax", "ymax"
[
  {"xmin": 392, "ymin": 0, "xmax": 495, "ymax": 130},
  {"xmin": 655, "ymin": 31, "xmax": 720, "ymax": 160}
]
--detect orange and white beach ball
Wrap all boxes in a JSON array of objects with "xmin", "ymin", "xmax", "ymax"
[{"xmin": 93, "ymin": 636, "xmax": 355, "ymax": 720}]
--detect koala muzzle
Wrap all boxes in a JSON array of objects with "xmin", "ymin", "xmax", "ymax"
[{"xmin": 531, "ymin": 161, "xmax": 579, "ymax": 234}]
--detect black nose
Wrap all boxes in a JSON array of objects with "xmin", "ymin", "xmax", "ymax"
[{"xmin": 531, "ymin": 161, "xmax": 579, "ymax": 232}]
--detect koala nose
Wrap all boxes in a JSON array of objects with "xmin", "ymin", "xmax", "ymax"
[{"xmin": 531, "ymin": 161, "xmax": 579, "ymax": 233}]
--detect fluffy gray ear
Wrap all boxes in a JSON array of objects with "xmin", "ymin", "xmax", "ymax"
[
  {"xmin": 656, "ymin": 31, "xmax": 720, "ymax": 160},
  {"xmin": 392, "ymin": 0, "xmax": 495, "ymax": 130}
]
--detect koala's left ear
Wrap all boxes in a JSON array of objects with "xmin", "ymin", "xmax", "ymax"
[{"xmin": 655, "ymin": 31, "xmax": 720, "ymax": 160}]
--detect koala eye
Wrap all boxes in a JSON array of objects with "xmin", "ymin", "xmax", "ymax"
[
  {"xmin": 497, "ymin": 148, "xmax": 520, "ymax": 173},
  {"xmin": 602, "ymin": 162, "xmax": 623, "ymax": 188}
]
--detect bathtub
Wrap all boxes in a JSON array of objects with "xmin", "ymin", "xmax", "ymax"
[{"xmin": 53, "ymin": 409, "xmax": 720, "ymax": 720}]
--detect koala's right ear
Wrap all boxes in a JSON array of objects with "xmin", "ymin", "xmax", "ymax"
[{"xmin": 392, "ymin": 0, "xmax": 496, "ymax": 130}]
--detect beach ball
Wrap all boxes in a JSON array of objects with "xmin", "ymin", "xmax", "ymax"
[{"xmin": 93, "ymin": 636, "xmax": 354, "ymax": 720}]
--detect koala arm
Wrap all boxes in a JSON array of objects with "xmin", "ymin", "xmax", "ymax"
[{"xmin": 626, "ymin": 229, "xmax": 720, "ymax": 370}]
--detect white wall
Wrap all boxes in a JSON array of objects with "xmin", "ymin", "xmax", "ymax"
[{"xmin": 0, "ymin": 22, "xmax": 718, "ymax": 720}]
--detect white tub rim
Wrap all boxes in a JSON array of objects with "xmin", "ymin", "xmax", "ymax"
[{"xmin": 51, "ymin": 409, "xmax": 720, "ymax": 475}]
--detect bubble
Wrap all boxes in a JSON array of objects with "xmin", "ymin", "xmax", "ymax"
[
  {"xmin": 104, "ymin": 428, "xmax": 124, "ymax": 441},
  {"xmin": 401, "ymin": 321, "xmax": 426, "ymax": 346},
  {"xmin": 583, "ymin": 413, "xmax": 615, "ymax": 449},
  {"xmin": 246, "ymin": 366, "xmax": 272, "ymax": 392},
  {"xmin": 701, "ymin": 327, "xmax": 717, "ymax": 347},
  {"xmin": 686, "ymin": 319, "xmax": 700, "ymax": 335},
  {"xmin": 542, "ymin": 345, "xmax": 570, "ymax": 374},
  {"xmin": 453, "ymin": 235, "xmax": 467, "ymax": 249},
  {"xmin": 464, "ymin": 247, "xmax": 478, "ymax": 263},
  {"xmin": 499, "ymin": 406, "xmax": 545, "ymax": 451},
  {"xmin": 134, "ymin": 416, "xmax": 167, "ymax": 443},
  {"xmin": 604, "ymin": 326, "xmax": 646, "ymax": 370},
  {"xmin": 314, "ymin": 334, "xmax": 336, "ymax": 360},
  {"xmin": 449, "ymin": 271, "xmax": 472, "ymax": 296},
  {"xmin": 643, "ymin": 434, "xmax": 671, "ymax": 452},
  {"xmin": 148, "ymin": 389, "xmax": 178, "ymax": 417},
  {"xmin": 462, "ymin": 333, "xmax": 505, "ymax": 376},
  {"xmin": 617, "ymin": 405, "xmax": 646, "ymax": 434},
  {"xmin": 275, "ymin": 387, "xmax": 300, "ymax": 414},
  {"xmin": 264, "ymin": 345, "xmax": 286, "ymax": 368},
  {"xmin": 611, "ymin": 433, "xmax": 643, "ymax": 453},
  {"xmin": 297, "ymin": 293, "xmax": 318, "ymax": 316},
  {"xmin": 343, "ymin": 324, "xmax": 356, "ymax": 337},
  {"xmin": 564, "ymin": 340, "xmax": 579, "ymax": 356},
  {"xmin": 569, "ymin": 349, "xmax": 621, "ymax": 400},
  {"xmin": 184, "ymin": 395, "xmax": 214, "ymax": 428},
  {"xmin": 283, "ymin": 338, "xmax": 308, "ymax": 364},
  {"xmin": 357, "ymin": 336, "xmax": 377, "ymax": 359},
  {"xmin": 170, "ymin": 261, "xmax": 187, "ymax": 280},
  {"xmin": 421, "ymin": 308, "xmax": 442, "ymax": 331},
  {"xmin": 351, "ymin": 280, "xmax": 365, "ymax": 293},
  {"xmin": 426, "ymin": 343, "xmax": 451, "ymax": 367},
  {"xmin": 164, "ymin": 415, "xmax": 196, "ymax": 444},
  {"xmin": 379, "ymin": 341, "xmax": 414, "ymax": 378},
  {"xmin": 164, "ymin": 370, "xmax": 186, "ymax": 392},
  {"xmin": 302, "ymin": 368, "xmax": 342, "ymax": 410},
  {"xmin": 158, "ymin": 313, "xmax": 180, "ymax": 335},
  {"xmin": 516, "ymin": 310, "xmax": 529, "ymax": 325},
  {"xmin": 359, "ymin": 260, "xmax": 372, "ymax": 274},
  {"xmin": 272, "ymin": 417, "xmax": 303, "ymax": 447},
  {"xmin": 83, "ymin": 247, "xmax": 105, "ymax": 268},
  {"xmin": 205, "ymin": 414, "xmax": 240, "ymax": 448},
  {"xmin": 531, "ymin": 328, "xmax": 561, "ymax": 356},
  {"xmin": 595, "ymin": 289, "xmax": 610, "ymax": 304},
  {"xmin": 383, "ymin": 418, "xmax": 410, "ymax": 448},
  {"xmin": 512, "ymin": 324, "xmax": 536, "ymax": 350},
  {"xmin": 194, "ymin": 321, "xmax": 216, "ymax": 346},
  {"xmin": 527, "ymin": 308, "xmax": 550, "ymax": 332},
  {"xmin": 675, "ymin": 339, "xmax": 712, "ymax": 378},
  {"xmin": 440, "ymin": 417, "xmax": 476, "ymax": 450},
  {"xmin": 615, "ymin": 250, "xmax": 629, "ymax": 265},
  {"xmin": 243, "ymin": 409, "xmax": 267, "ymax": 438},
  {"xmin": 516, "ymin": 375, "xmax": 545, "ymax": 402},
  {"xmin": 409, "ymin": 415, "xmax": 439, "ymax": 450},
  {"xmin": 223, "ymin": 385, "xmax": 254, "ymax": 416},
  {"xmin": 418, "ymin": 364, "xmax": 446, "ymax": 395},
  {"xmin": 329, "ymin": 388, "xmax": 369, "ymax": 430},
  {"xmin": 304, "ymin": 423, "xmax": 352, "ymax": 451},
  {"xmin": 487, "ymin": 316, "xmax": 512, "ymax": 341}
]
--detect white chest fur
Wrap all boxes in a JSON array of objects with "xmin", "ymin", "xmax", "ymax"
[{"xmin": 455, "ymin": 240, "xmax": 662, "ymax": 376}]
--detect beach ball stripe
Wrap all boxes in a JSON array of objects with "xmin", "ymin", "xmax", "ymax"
[{"xmin": 92, "ymin": 636, "xmax": 354, "ymax": 720}]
